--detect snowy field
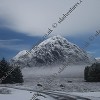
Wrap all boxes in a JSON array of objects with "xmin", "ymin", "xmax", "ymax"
[
  {"xmin": 0, "ymin": 87, "xmax": 55, "ymax": 100},
  {"xmin": 69, "ymin": 92, "xmax": 100, "ymax": 100},
  {"xmin": 0, "ymin": 87, "xmax": 100, "ymax": 100},
  {"xmin": 22, "ymin": 77, "xmax": 100, "ymax": 92}
]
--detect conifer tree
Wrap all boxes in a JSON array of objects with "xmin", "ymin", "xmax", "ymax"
[{"xmin": 0, "ymin": 58, "xmax": 23, "ymax": 84}]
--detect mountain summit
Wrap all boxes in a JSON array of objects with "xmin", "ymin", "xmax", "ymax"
[{"xmin": 11, "ymin": 35, "xmax": 95, "ymax": 67}]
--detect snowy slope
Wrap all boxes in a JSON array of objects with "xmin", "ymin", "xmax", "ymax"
[
  {"xmin": 11, "ymin": 35, "xmax": 95, "ymax": 67},
  {"xmin": 96, "ymin": 57, "xmax": 100, "ymax": 63},
  {"xmin": 13, "ymin": 50, "xmax": 28, "ymax": 60}
]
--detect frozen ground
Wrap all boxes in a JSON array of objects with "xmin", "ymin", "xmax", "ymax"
[
  {"xmin": 23, "ymin": 77, "xmax": 100, "ymax": 92},
  {"xmin": 0, "ymin": 87, "xmax": 100, "ymax": 100},
  {"xmin": 68, "ymin": 92, "xmax": 100, "ymax": 100},
  {"xmin": 0, "ymin": 87, "xmax": 55, "ymax": 100}
]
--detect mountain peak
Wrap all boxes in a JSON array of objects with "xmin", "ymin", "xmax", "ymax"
[
  {"xmin": 11, "ymin": 35, "xmax": 95, "ymax": 67},
  {"xmin": 50, "ymin": 35, "xmax": 66, "ymax": 40},
  {"xmin": 38, "ymin": 35, "xmax": 69, "ymax": 48}
]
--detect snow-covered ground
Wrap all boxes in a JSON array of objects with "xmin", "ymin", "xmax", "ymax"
[
  {"xmin": 45, "ymin": 91, "xmax": 100, "ymax": 100},
  {"xmin": 68, "ymin": 92, "xmax": 100, "ymax": 100},
  {"xmin": 0, "ymin": 87, "xmax": 100, "ymax": 100},
  {"xmin": 0, "ymin": 87, "xmax": 55, "ymax": 100}
]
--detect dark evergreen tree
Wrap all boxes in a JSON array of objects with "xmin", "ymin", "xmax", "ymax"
[
  {"xmin": 0, "ymin": 58, "xmax": 9, "ymax": 74},
  {"xmin": 84, "ymin": 66, "xmax": 89, "ymax": 81},
  {"xmin": 0, "ymin": 58, "xmax": 10, "ymax": 83},
  {"xmin": 84, "ymin": 63, "xmax": 100, "ymax": 82},
  {"xmin": 0, "ymin": 58, "xmax": 23, "ymax": 84},
  {"xmin": 11, "ymin": 67, "xmax": 23, "ymax": 83}
]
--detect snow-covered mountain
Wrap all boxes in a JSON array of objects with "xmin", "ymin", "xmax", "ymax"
[
  {"xmin": 11, "ymin": 35, "xmax": 95, "ymax": 67},
  {"xmin": 13, "ymin": 50, "xmax": 28, "ymax": 60},
  {"xmin": 96, "ymin": 57, "xmax": 100, "ymax": 63}
]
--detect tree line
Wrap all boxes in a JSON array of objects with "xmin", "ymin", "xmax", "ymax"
[
  {"xmin": 84, "ymin": 63, "xmax": 100, "ymax": 82},
  {"xmin": 0, "ymin": 57, "xmax": 100, "ymax": 84},
  {"xmin": 0, "ymin": 58, "xmax": 23, "ymax": 84}
]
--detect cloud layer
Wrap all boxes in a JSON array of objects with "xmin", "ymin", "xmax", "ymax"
[
  {"xmin": 0, "ymin": 0, "xmax": 100, "ymax": 36},
  {"xmin": 0, "ymin": 39, "xmax": 29, "ymax": 51}
]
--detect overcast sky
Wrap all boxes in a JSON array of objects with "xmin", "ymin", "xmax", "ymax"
[{"xmin": 0, "ymin": 0, "xmax": 100, "ymax": 60}]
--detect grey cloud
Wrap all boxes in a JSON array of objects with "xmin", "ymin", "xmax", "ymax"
[
  {"xmin": 0, "ymin": 0, "xmax": 100, "ymax": 36},
  {"xmin": 0, "ymin": 39, "xmax": 29, "ymax": 51}
]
